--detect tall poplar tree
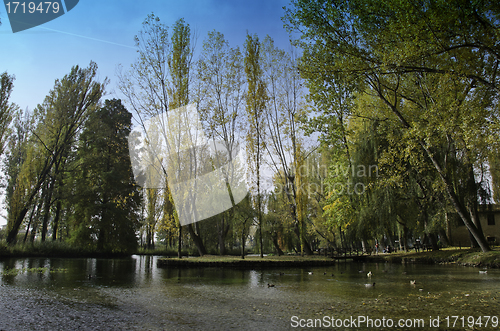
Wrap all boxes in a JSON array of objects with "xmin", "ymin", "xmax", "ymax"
[
  {"xmin": 0, "ymin": 72, "xmax": 15, "ymax": 157},
  {"xmin": 167, "ymin": 18, "xmax": 207, "ymax": 256},
  {"xmin": 244, "ymin": 33, "xmax": 268, "ymax": 258}
]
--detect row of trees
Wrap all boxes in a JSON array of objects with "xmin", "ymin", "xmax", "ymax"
[
  {"xmin": 2, "ymin": 63, "xmax": 140, "ymax": 252},
  {"xmin": 117, "ymin": 15, "xmax": 313, "ymax": 256},
  {"xmin": 1, "ymin": 2, "xmax": 499, "ymax": 254}
]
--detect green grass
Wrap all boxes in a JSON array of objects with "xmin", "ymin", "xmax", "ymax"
[
  {"xmin": 366, "ymin": 246, "xmax": 500, "ymax": 267},
  {"xmin": 180, "ymin": 254, "xmax": 333, "ymax": 262}
]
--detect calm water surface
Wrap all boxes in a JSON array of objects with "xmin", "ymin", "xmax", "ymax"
[{"xmin": 0, "ymin": 256, "xmax": 499, "ymax": 330}]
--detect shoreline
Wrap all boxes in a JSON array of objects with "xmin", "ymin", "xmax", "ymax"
[
  {"xmin": 358, "ymin": 248, "xmax": 500, "ymax": 268},
  {"xmin": 157, "ymin": 255, "xmax": 337, "ymax": 268},
  {"xmin": 156, "ymin": 248, "xmax": 500, "ymax": 269},
  {"xmin": 1, "ymin": 246, "xmax": 499, "ymax": 269}
]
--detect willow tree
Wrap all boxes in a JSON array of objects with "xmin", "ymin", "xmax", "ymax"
[
  {"xmin": 244, "ymin": 33, "xmax": 268, "ymax": 257},
  {"xmin": 285, "ymin": 0, "xmax": 500, "ymax": 252}
]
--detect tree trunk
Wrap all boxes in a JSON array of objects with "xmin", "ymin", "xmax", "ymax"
[
  {"xmin": 23, "ymin": 203, "xmax": 37, "ymax": 243},
  {"xmin": 294, "ymin": 223, "xmax": 313, "ymax": 255},
  {"xmin": 361, "ymin": 239, "xmax": 368, "ymax": 254},
  {"xmin": 271, "ymin": 233, "xmax": 284, "ymax": 256},
  {"xmin": 40, "ymin": 176, "xmax": 55, "ymax": 242},
  {"xmin": 241, "ymin": 229, "xmax": 246, "ymax": 259},
  {"xmin": 30, "ymin": 222, "xmax": 37, "ymax": 243},
  {"xmin": 177, "ymin": 226, "xmax": 182, "ymax": 258},
  {"xmin": 402, "ymin": 225, "xmax": 409, "ymax": 252},
  {"xmin": 420, "ymin": 139, "xmax": 489, "ymax": 251},
  {"xmin": 146, "ymin": 227, "xmax": 152, "ymax": 249},
  {"xmin": 218, "ymin": 213, "xmax": 230, "ymax": 256},
  {"xmin": 258, "ymin": 194, "xmax": 263, "ymax": 258},
  {"xmin": 187, "ymin": 223, "xmax": 206, "ymax": 256},
  {"xmin": 376, "ymin": 86, "xmax": 490, "ymax": 252},
  {"xmin": 52, "ymin": 200, "xmax": 62, "ymax": 241},
  {"xmin": 7, "ymin": 207, "xmax": 29, "ymax": 244},
  {"xmin": 438, "ymin": 227, "xmax": 450, "ymax": 247},
  {"xmin": 97, "ymin": 199, "xmax": 108, "ymax": 251},
  {"xmin": 429, "ymin": 232, "xmax": 439, "ymax": 251}
]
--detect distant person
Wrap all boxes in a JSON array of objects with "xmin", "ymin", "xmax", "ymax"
[{"xmin": 375, "ymin": 243, "xmax": 379, "ymax": 255}]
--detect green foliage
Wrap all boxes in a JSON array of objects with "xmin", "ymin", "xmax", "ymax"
[
  {"xmin": 69, "ymin": 99, "xmax": 141, "ymax": 253},
  {"xmin": 168, "ymin": 18, "xmax": 192, "ymax": 109},
  {"xmin": 6, "ymin": 62, "xmax": 105, "ymax": 244},
  {"xmin": 285, "ymin": 0, "xmax": 500, "ymax": 252},
  {"xmin": 0, "ymin": 72, "xmax": 16, "ymax": 157},
  {"xmin": 3, "ymin": 109, "xmax": 32, "ymax": 221},
  {"xmin": 244, "ymin": 33, "xmax": 268, "ymax": 257}
]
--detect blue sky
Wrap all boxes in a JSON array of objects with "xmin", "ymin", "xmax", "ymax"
[
  {"xmin": 1, "ymin": 0, "xmax": 294, "ymax": 111},
  {"xmin": 0, "ymin": 0, "xmax": 296, "ymax": 226}
]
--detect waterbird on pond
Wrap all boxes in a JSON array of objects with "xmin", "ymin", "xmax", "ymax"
[
  {"xmin": 410, "ymin": 280, "xmax": 416, "ymax": 285},
  {"xmin": 479, "ymin": 270, "xmax": 488, "ymax": 274},
  {"xmin": 367, "ymin": 271, "xmax": 372, "ymax": 277},
  {"xmin": 267, "ymin": 283, "xmax": 275, "ymax": 288},
  {"xmin": 308, "ymin": 272, "xmax": 313, "ymax": 275},
  {"xmin": 279, "ymin": 272, "xmax": 284, "ymax": 276},
  {"xmin": 364, "ymin": 283, "xmax": 375, "ymax": 288}
]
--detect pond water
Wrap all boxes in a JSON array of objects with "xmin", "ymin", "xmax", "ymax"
[{"xmin": 0, "ymin": 255, "xmax": 499, "ymax": 330}]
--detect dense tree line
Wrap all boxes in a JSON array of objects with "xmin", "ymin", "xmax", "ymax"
[{"xmin": 1, "ymin": 2, "xmax": 499, "ymax": 255}]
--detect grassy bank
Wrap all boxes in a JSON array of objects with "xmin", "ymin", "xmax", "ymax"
[
  {"xmin": 156, "ymin": 248, "xmax": 500, "ymax": 269},
  {"xmin": 157, "ymin": 254, "xmax": 336, "ymax": 268},
  {"xmin": 3, "ymin": 242, "xmax": 499, "ymax": 269},
  {"xmin": 363, "ymin": 247, "xmax": 500, "ymax": 268}
]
